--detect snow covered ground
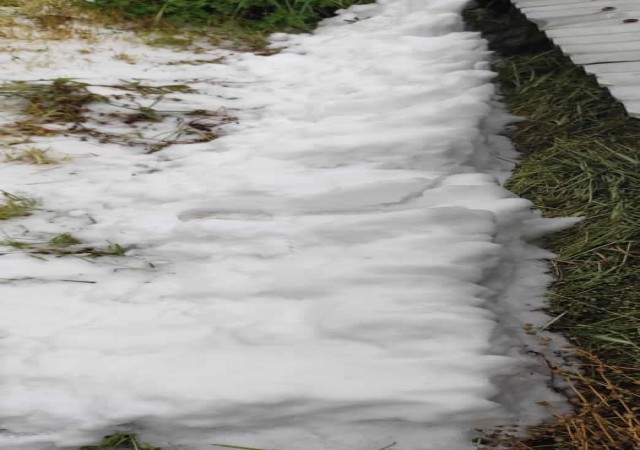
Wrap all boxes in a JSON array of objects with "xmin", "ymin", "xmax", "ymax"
[{"xmin": 0, "ymin": 1, "xmax": 578, "ymax": 449}]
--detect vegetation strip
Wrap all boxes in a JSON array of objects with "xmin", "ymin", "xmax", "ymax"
[
  {"xmin": 77, "ymin": 433, "xmax": 159, "ymax": 450},
  {"xmin": 0, "ymin": 192, "xmax": 37, "ymax": 220},
  {"xmin": 465, "ymin": 1, "xmax": 640, "ymax": 449},
  {"xmin": 0, "ymin": 78, "xmax": 235, "ymax": 153},
  {"xmin": 84, "ymin": 0, "xmax": 375, "ymax": 32},
  {"xmin": 0, "ymin": 0, "xmax": 376, "ymax": 49}
]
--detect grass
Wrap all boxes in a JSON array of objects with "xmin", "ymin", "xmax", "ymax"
[
  {"xmin": 113, "ymin": 52, "xmax": 137, "ymax": 64},
  {"xmin": 72, "ymin": 433, "xmax": 273, "ymax": 450},
  {"xmin": 0, "ymin": 192, "xmax": 37, "ymax": 220},
  {"xmin": 4, "ymin": 147, "xmax": 61, "ymax": 164},
  {"xmin": 0, "ymin": 79, "xmax": 233, "ymax": 153},
  {"xmin": 0, "ymin": 0, "xmax": 77, "ymax": 16},
  {"xmin": 49, "ymin": 232, "xmax": 82, "ymax": 246},
  {"xmin": 85, "ymin": 0, "xmax": 375, "ymax": 33},
  {"xmin": 0, "ymin": 79, "xmax": 105, "ymax": 124},
  {"xmin": 496, "ymin": 43, "xmax": 640, "ymax": 372},
  {"xmin": 20, "ymin": 79, "xmax": 102, "ymax": 123},
  {"xmin": 479, "ymin": 351, "xmax": 640, "ymax": 450},
  {"xmin": 78, "ymin": 433, "xmax": 159, "ymax": 450},
  {"xmin": 465, "ymin": 1, "xmax": 640, "ymax": 449},
  {"xmin": 213, "ymin": 445, "xmax": 269, "ymax": 450},
  {"xmin": 0, "ymin": 1, "xmax": 97, "ymax": 41},
  {"xmin": 0, "ymin": 235, "xmax": 130, "ymax": 257},
  {"xmin": 0, "ymin": 0, "xmax": 375, "ymax": 51}
]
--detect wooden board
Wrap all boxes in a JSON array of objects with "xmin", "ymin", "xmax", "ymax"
[
  {"xmin": 514, "ymin": 0, "xmax": 605, "ymax": 7},
  {"xmin": 563, "ymin": 40, "xmax": 640, "ymax": 54},
  {"xmin": 596, "ymin": 72, "xmax": 640, "ymax": 86},
  {"xmin": 571, "ymin": 51, "xmax": 640, "ymax": 65},
  {"xmin": 584, "ymin": 61, "xmax": 640, "ymax": 74},
  {"xmin": 513, "ymin": 0, "xmax": 640, "ymax": 118},
  {"xmin": 609, "ymin": 85, "xmax": 640, "ymax": 100},
  {"xmin": 520, "ymin": 0, "xmax": 640, "ymax": 13},
  {"xmin": 553, "ymin": 31, "xmax": 640, "ymax": 45},
  {"xmin": 523, "ymin": 3, "xmax": 640, "ymax": 20},
  {"xmin": 541, "ymin": 11, "xmax": 640, "ymax": 30},
  {"xmin": 622, "ymin": 101, "xmax": 640, "ymax": 116},
  {"xmin": 547, "ymin": 23, "xmax": 640, "ymax": 39}
]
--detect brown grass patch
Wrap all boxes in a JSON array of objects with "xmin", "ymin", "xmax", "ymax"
[{"xmin": 481, "ymin": 352, "xmax": 640, "ymax": 450}]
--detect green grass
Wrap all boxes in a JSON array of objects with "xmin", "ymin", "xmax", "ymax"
[
  {"xmin": 498, "ymin": 50, "xmax": 640, "ymax": 369},
  {"xmin": 49, "ymin": 233, "xmax": 82, "ymax": 246},
  {"xmin": 0, "ymin": 235, "xmax": 130, "ymax": 257},
  {"xmin": 0, "ymin": 192, "xmax": 37, "ymax": 220},
  {"xmin": 78, "ymin": 433, "xmax": 159, "ymax": 450},
  {"xmin": 86, "ymin": 0, "xmax": 375, "ymax": 32},
  {"xmin": 76, "ymin": 434, "xmax": 270, "ymax": 450}
]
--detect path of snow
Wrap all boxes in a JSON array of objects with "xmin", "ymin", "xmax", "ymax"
[{"xmin": 0, "ymin": 1, "xmax": 577, "ymax": 449}]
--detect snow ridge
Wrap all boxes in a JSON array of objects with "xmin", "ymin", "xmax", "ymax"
[{"xmin": 1, "ymin": 1, "xmax": 574, "ymax": 449}]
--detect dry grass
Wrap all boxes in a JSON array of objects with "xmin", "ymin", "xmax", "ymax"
[
  {"xmin": 4, "ymin": 147, "xmax": 62, "ymax": 164},
  {"xmin": 480, "ymin": 352, "xmax": 640, "ymax": 450},
  {"xmin": 23, "ymin": 79, "xmax": 102, "ymax": 123},
  {"xmin": 0, "ymin": 79, "xmax": 235, "ymax": 153},
  {"xmin": 0, "ymin": 0, "xmax": 99, "ymax": 41},
  {"xmin": 0, "ymin": 0, "xmax": 77, "ymax": 16},
  {"xmin": 1, "ymin": 236, "xmax": 130, "ymax": 257},
  {"xmin": 0, "ymin": 79, "xmax": 104, "ymax": 124},
  {"xmin": 0, "ymin": 192, "xmax": 37, "ymax": 220},
  {"xmin": 166, "ymin": 56, "xmax": 226, "ymax": 66},
  {"xmin": 113, "ymin": 52, "xmax": 137, "ymax": 64},
  {"xmin": 77, "ymin": 433, "xmax": 159, "ymax": 450},
  {"xmin": 0, "ymin": 0, "xmax": 270, "ymax": 51}
]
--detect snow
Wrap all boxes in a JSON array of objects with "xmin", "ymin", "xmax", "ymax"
[{"xmin": 0, "ymin": 1, "xmax": 578, "ymax": 449}]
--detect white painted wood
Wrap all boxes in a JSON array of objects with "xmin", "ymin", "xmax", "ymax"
[
  {"xmin": 514, "ymin": 0, "xmax": 598, "ymax": 6},
  {"xmin": 584, "ymin": 61, "xmax": 640, "ymax": 74},
  {"xmin": 622, "ymin": 101, "xmax": 640, "ymax": 116},
  {"xmin": 548, "ymin": 24, "xmax": 640, "ymax": 39},
  {"xmin": 571, "ymin": 50, "xmax": 640, "ymax": 64},
  {"xmin": 608, "ymin": 84, "xmax": 640, "ymax": 100},
  {"xmin": 538, "ymin": 10, "xmax": 640, "ymax": 29},
  {"xmin": 553, "ymin": 31, "xmax": 640, "ymax": 45},
  {"xmin": 530, "ymin": 10, "xmax": 626, "ymax": 22},
  {"xmin": 513, "ymin": 0, "xmax": 640, "ymax": 119},
  {"xmin": 562, "ymin": 40, "xmax": 640, "ymax": 54},
  {"xmin": 522, "ymin": 1, "xmax": 640, "ymax": 15},
  {"xmin": 596, "ymin": 72, "xmax": 640, "ymax": 85},
  {"xmin": 558, "ymin": 17, "xmax": 640, "ymax": 29}
]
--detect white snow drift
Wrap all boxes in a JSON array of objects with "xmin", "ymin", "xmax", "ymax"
[{"xmin": 0, "ymin": 1, "xmax": 575, "ymax": 449}]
